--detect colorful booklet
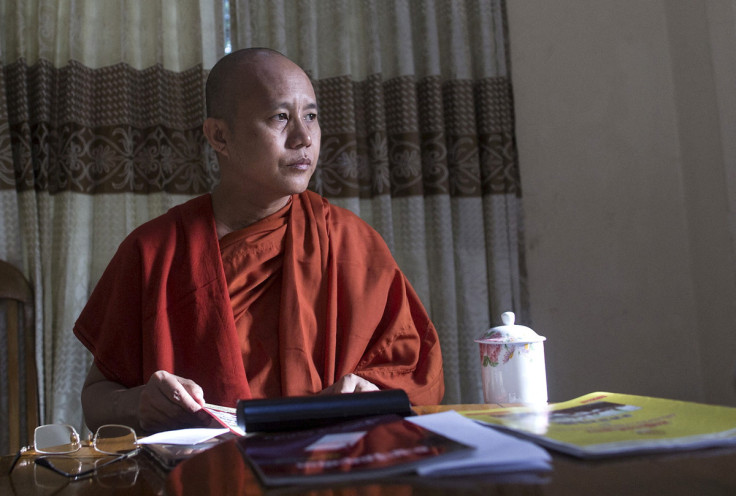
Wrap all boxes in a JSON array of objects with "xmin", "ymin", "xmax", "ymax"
[
  {"xmin": 238, "ymin": 413, "xmax": 473, "ymax": 486},
  {"xmin": 461, "ymin": 392, "xmax": 736, "ymax": 458},
  {"xmin": 204, "ymin": 403, "xmax": 244, "ymax": 436}
]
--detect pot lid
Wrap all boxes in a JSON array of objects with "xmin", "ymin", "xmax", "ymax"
[{"xmin": 475, "ymin": 312, "xmax": 546, "ymax": 344}]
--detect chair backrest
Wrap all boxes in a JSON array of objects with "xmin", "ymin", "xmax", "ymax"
[{"xmin": 0, "ymin": 260, "xmax": 39, "ymax": 454}]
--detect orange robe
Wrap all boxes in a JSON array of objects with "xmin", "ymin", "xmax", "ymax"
[{"xmin": 74, "ymin": 191, "xmax": 444, "ymax": 406}]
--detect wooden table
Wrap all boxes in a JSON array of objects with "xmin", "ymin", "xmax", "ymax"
[{"xmin": 3, "ymin": 404, "xmax": 736, "ymax": 495}]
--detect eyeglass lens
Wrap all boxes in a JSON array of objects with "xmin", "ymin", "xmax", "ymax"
[
  {"xmin": 94, "ymin": 425, "xmax": 138, "ymax": 455},
  {"xmin": 34, "ymin": 425, "xmax": 81, "ymax": 454}
]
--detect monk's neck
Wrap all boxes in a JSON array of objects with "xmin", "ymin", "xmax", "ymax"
[{"xmin": 211, "ymin": 190, "xmax": 291, "ymax": 238}]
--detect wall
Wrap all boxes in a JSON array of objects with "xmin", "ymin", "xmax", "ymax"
[{"xmin": 506, "ymin": 1, "xmax": 736, "ymax": 405}]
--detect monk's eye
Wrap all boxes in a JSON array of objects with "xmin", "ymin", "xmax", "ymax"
[
  {"xmin": 305, "ymin": 113, "xmax": 317, "ymax": 122},
  {"xmin": 273, "ymin": 113, "xmax": 288, "ymax": 122}
]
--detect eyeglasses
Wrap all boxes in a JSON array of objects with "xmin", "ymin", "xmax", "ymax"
[{"xmin": 8, "ymin": 424, "xmax": 140, "ymax": 481}]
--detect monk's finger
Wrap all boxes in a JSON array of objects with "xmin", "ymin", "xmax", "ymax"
[
  {"xmin": 325, "ymin": 374, "xmax": 380, "ymax": 393},
  {"xmin": 346, "ymin": 374, "xmax": 379, "ymax": 392},
  {"xmin": 150, "ymin": 371, "xmax": 203, "ymax": 413},
  {"xmin": 353, "ymin": 378, "xmax": 380, "ymax": 392},
  {"xmin": 317, "ymin": 376, "xmax": 347, "ymax": 395},
  {"xmin": 178, "ymin": 378, "xmax": 206, "ymax": 407}
]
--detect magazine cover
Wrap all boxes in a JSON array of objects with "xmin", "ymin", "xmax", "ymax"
[
  {"xmin": 238, "ymin": 414, "xmax": 473, "ymax": 485},
  {"xmin": 462, "ymin": 392, "xmax": 736, "ymax": 458}
]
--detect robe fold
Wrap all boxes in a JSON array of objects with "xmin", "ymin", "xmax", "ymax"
[{"xmin": 74, "ymin": 191, "xmax": 444, "ymax": 407}]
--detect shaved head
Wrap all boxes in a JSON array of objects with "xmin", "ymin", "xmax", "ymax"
[
  {"xmin": 203, "ymin": 46, "xmax": 321, "ymax": 232},
  {"xmin": 205, "ymin": 48, "xmax": 309, "ymax": 126}
]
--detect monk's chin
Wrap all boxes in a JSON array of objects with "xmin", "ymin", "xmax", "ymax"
[{"xmin": 280, "ymin": 171, "xmax": 315, "ymax": 193}]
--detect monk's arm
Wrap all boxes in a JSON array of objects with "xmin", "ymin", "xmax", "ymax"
[{"xmin": 81, "ymin": 363, "xmax": 213, "ymax": 434}]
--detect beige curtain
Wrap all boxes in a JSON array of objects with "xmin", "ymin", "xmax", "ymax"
[
  {"xmin": 0, "ymin": 0, "xmax": 524, "ymax": 452},
  {"xmin": 230, "ymin": 0, "xmax": 526, "ymax": 404},
  {"xmin": 0, "ymin": 0, "xmax": 224, "ymax": 451}
]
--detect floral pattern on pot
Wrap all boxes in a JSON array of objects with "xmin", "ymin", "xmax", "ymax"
[{"xmin": 480, "ymin": 342, "xmax": 537, "ymax": 367}]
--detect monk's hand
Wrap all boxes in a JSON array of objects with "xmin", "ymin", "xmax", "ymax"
[
  {"xmin": 137, "ymin": 370, "xmax": 215, "ymax": 433},
  {"xmin": 319, "ymin": 374, "xmax": 380, "ymax": 395}
]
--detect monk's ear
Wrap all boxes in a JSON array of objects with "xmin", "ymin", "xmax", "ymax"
[{"xmin": 203, "ymin": 118, "xmax": 229, "ymax": 157}]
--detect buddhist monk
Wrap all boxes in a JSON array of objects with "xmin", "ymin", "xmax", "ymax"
[{"xmin": 74, "ymin": 48, "xmax": 444, "ymax": 434}]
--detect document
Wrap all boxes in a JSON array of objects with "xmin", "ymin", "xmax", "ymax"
[
  {"xmin": 240, "ymin": 413, "xmax": 473, "ymax": 485},
  {"xmin": 139, "ymin": 404, "xmax": 243, "ymax": 470},
  {"xmin": 407, "ymin": 410, "xmax": 551, "ymax": 475},
  {"xmin": 239, "ymin": 411, "xmax": 551, "ymax": 486},
  {"xmin": 139, "ymin": 427, "xmax": 230, "ymax": 445},
  {"xmin": 463, "ymin": 391, "xmax": 736, "ymax": 458},
  {"xmin": 139, "ymin": 427, "xmax": 233, "ymax": 470}
]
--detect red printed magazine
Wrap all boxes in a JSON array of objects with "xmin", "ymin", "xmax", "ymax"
[
  {"xmin": 237, "ymin": 414, "xmax": 473, "ymax": 486},
  {"xmin": 203, "ymin": 403, "xmax": 244, "ymax": 436}
]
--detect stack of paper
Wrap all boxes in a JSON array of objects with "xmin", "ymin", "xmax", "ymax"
[
  {"xmin": 138, "ymin": 408, "xmax": 553, "ymax": 478},
  {"xmin": 407, "ymin": 410, "xmax": 552, "ymax": 475}
]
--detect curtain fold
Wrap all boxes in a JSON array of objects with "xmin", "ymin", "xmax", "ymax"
[
  {"xmin": 0, "ymin": 0, "xmax": 524, "ymax": 453},
  {"xmin": 0, "ymin": 0, "xmax": 223, "ymax": 452}
]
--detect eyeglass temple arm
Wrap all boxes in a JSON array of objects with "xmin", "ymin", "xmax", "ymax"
[{"xmin": 7, "ymin": 446, "xmax": 29, "ymax": 475}]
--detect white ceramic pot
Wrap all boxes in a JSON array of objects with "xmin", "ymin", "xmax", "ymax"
[{"xmin": 475, "ymin": 312, "xmax": 547, "ymax": 405}]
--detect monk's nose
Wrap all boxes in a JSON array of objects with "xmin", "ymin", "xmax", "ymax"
[{"xmin": 287, "ymin": 119, "xmax": 312, "ymax": 149}]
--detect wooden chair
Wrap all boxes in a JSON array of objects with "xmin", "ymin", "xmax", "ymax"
[{"xmin": 0, "ymin": 259, "xmax": 39, "ymax": 454}]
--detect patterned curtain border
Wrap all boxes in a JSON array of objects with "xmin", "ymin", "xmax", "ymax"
[{"xmin": 2, "ymin": 59, "xmax": 519, "ymax": 199}]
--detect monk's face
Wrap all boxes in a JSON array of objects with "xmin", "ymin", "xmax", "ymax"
[{"xmin": 221, "ymin": 55, "xmax": 321, "ymax": 205}]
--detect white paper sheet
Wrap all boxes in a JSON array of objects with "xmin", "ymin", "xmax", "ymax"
[
  {"xmin": 138, "ymin": 427, "xmax": 230, "ymax": 445},
  {"xmin": 407, "ymin": 410, "xmax": 552, "ymax": 475}
]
